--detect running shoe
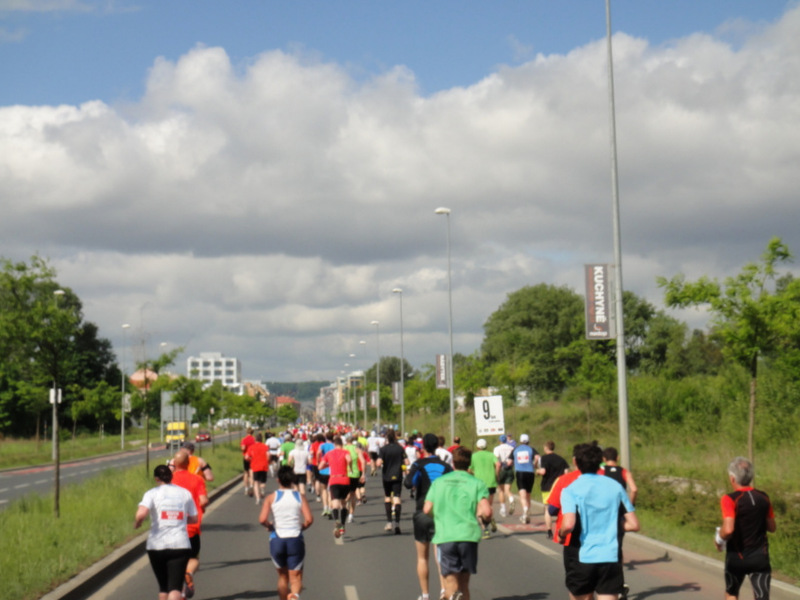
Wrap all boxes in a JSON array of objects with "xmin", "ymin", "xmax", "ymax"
[
  {"xmin": 385, "ymin": 522, "xmax": 393, "ymax": 531},
  {"xmin": 508, "ymin": 496, "xmax": 515, "ymax": 515},
  {"xmin": 499, "ymin": 505, "xmax": 507, "ymax": 518},
  {"xmin": 347, "ymin": 513, "xmax": 354, "ymax": 524},
  {"xmin": 394, "ymin": 525, "xmax": 402, "ymax": 535},
  {"xmin": 183, "ymin": 572, "xmax": 195, "ymax": 599},
  {"xmin": 315, "ymin": 496, "xmax": 321, "ymax": 503},
  {"xmin": 334, "ymin": 526, "xmax": 342, "ymax": 538},
  {"xmin": 490, "ymin": 519, "xmax": 497, "ymax": 532},
  {"xmin": 619, "ymin": 584, "xmax": 630, "ymax": 600},
  {"xmin": 482, "ymin": 528, "xmax": 491, "ymax": 539},
  {"xmin": 288, "ymin": 594, "xmax": 300, "ymax": 600},
  {"xmin": 547, "ymin": 529, "xmax": 553, "ymax": 540},
  {"xmin": 449, "ymin": 591, "xmax": 463, "ymax": 600}
]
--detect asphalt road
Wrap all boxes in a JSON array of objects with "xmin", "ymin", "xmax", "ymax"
[
  {"xmin": 0, "ymin": 437, "xmax": 231, "ymax": 509},
  {"xmin": 68, "ymin": 474, "xmax": 799, "ymax": 600}
]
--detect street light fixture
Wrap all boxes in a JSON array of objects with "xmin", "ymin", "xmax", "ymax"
[
  {"xmin": 370, "ymin": 321, "xmax": 380, "ymax": 432},
  {"xmin": 392, "ymin": 287, "xmax": 405, "ymax": 435},
  {"xmin": 121, "ymin": 324, "xmax": 131, "ymax": 450},
  {"xmin": 435, "ymin": 207, "xmax": 456, "ymax": 443}
]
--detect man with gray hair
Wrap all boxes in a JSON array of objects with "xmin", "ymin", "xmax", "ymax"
[{"xmin": 715, "ymin": 457, "xmax": 777, "ymax": 600}]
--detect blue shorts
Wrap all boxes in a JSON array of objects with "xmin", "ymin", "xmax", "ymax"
[{"xmin": 269, "ymin": 534, "xmax": 306, "ymax": 571}]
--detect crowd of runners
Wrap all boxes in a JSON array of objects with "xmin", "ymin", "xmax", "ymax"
[{"xmin": 134, "ymin": 423, "xmax": 777, "ymax": 600}]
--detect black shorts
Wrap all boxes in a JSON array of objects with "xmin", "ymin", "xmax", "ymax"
[
  {"xmin": 349, "ymin": 477, "xmax": 360, "ymax": 492},
  {"xmin": 269, "ymin": 454, "xmax": 279, "ymax": 463},
  {"xmin": 413, "ymin": 511, "xmax": 435, "ymax": 543},
  {"xmin": 369, "ymin": 451, "xmax": 379, "ymax": 461},
  {"xmin": 188, "ymin": 534, "xmax": 201, "ymax": 559},
  {"xmin": 329, "ymin": 484, "xmax": 350, "ymax": 501},
  {"xmin": 294, "ymin": 473, "xmax": 306, "ymax": 486},
  {"xmin": 725, "ymin": 551, "xmax": 771, "ymax": 600},
  {"xmin": 242, "ymin": 458, "xmax": 250, "ymax": 472},
  {"xmin": 515, "ymin": 471, "xmax": 535, "ymax": 493},
  {"xmin": 316, "ymin": 473, "xmax": 330, "ymax": 486},
  {"xmin": 497, "ymin": 466, "xmax": 514, "ymax": 485},
  {"xmin": 253, "ymin": 471, "xmax": 267, "ymax": 484},
  {"xmin": 382, "ymin": 480, "xmax": 403, "ymax": 498},
  {"xmin": 487, "ymin": 487, "xmax": 497, "ymax": 495},
  {"xmin": 147, "ymin": 549, "xmax": 191, "ymax": 594},
  {"xmin": 437, "ymin": 541, "xmax": 478, "ymax": 576},
  {"xmin": 565, "ymin": 557, "xmax": 624, "ymax": 596}
]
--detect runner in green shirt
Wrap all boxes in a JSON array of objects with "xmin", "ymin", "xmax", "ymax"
[
  {"xmin": 424, "ymin": 447, "xmax": 492, "ymax": 600},
  {"xmin": 469, "ymin": 439, "xmax": 498, "ymax": 538}
]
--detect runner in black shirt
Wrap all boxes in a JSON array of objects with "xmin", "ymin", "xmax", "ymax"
[{"xmin": 377, "ymin": 428, "xmax": 409, "ymax": 534}]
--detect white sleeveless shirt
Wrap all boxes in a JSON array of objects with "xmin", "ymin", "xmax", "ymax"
[{"xmin": 271, "ymin": 489, "xmax": 303, "ymax": 538}]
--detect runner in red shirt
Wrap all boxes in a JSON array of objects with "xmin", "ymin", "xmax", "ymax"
[
  {"xmin": 171, "ymin": 449, "xmax": 209, "ymax": 599},
  {"xmin": 246, "ymin": 433, "xmax": 270, "ymax": 505},
  {"xmin": 318, "ymin": 435, "xmax": 352, "ymax": 538},
  {"xmin": 240, "ymin": 427, "xmax": 256, "ymax": 496}
]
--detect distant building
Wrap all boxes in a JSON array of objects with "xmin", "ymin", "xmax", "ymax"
[
  {"xmin": 187, "ymin": 352, "xmax": 242, "ymax": 392},
  {"xmin": 243, "ymin": 380, "xmax": 274, "ymax": 409},
  {"xmin": 276, "ymin": 396, "xmax": 301, "ymax": 411}
]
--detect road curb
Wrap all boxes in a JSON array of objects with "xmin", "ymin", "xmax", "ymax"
[{"xmin": 40, "ymin": 475, "xmax": 241, "ymax": 600}]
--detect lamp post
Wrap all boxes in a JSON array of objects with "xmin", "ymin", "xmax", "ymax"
[
  {"xmin": 344, "ymin": 363, "xmax": 351, "ymax": 423},
  {"xmin": 370, "ymin": 321, "xmax": 380, "ymax": 432},
  {"xmin": 121, "ymin": 324, "xmax": 130, "ymax": 450},
  {"xmin": 435, "ymin": 207, "xmax": 456, "ymax": 443},
  {"xmin": 392, "ymin": 288, "xmax": 405, "ymax": 435},
  {"xmin": 52, "ymin": 289, "xmax": 65, "ymax": 517},
  {"xmin": 605, "ymin": 0, "xmax": 631, "ymax": 469},
  {"xmin": 359, "ymin": 340, "xmax": 367, "ymax": 429}
]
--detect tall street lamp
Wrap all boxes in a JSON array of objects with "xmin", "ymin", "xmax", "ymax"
[
  {"xmin": 121, "ymin": 324, "xmax": 131, "ymax": 450},
  {"xmin": 359, "ymin": 340, "xmax": 367, "ymax": 429},
  {"xmin": 370, "ymin": 320, "xmax": 380, "ymax": 432},
  {"xmin": 52, "ymin": 288, "xmax": 65, "ymax": 517},
  {"xmin": 435, "ymin": 207, "xmax": 456, "ymax": 443},
  {"xmin": 392, "ymin": 287, "xmax": 405, "ymax": 435}
]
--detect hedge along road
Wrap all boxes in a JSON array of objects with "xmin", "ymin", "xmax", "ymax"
[{"xmin": 45, "ymin": 473, "xmax": 800, "ymax": 600}]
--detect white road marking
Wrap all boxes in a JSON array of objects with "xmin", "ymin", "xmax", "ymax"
[
  {"xmin": 345, "ymin": 585, "xmax": 359, "ymax": 600},
  {"xmin": 14, "ymin": 483, "xmax": 29, "ymax": 489}
]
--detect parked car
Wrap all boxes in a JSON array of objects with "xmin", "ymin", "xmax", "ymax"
[{"xmin": 195, "ymin": 431, "xmax": 211, "ymax": 443}]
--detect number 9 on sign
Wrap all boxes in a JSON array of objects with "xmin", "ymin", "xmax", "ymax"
[{"xmin": 474, "ymin": 395, "xmax": 505, "ymax": 436}]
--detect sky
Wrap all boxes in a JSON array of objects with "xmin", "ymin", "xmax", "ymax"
[{"xmin": 2, "ymin": 1, "xmax": 799, "ymax": 385}]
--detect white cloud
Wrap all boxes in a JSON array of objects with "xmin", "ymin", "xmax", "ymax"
[{"xmin": 2, "ymin": 6, "xmax": 800, "ymax": 381}]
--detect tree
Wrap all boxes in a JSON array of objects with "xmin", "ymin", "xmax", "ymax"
[
  {"xmin": 657, "ymin": 237, "xmax": 798, "ymax": 461},
  {"xmin": 482, "ymin": 284, "xmax": 585, "ymax": 396},
  {"xmin": 0, "ymin": 256, "xmax": 116, "ymax": 436}
]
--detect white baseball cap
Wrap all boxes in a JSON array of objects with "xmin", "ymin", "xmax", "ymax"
[
  {"xmin": 476, "ymin": 439, "xmax": 487, "ymax": 449},
  {"xmin": 520, "ymin": 434, "xmax": 530, "ymax": 443}
]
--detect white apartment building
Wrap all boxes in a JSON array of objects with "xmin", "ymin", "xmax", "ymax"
[{"xmin": 187, "ymin": 352, "xmax": 242, "ymax": 390}]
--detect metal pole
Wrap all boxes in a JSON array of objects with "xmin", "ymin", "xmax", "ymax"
[
  {"xmin": 359, "ymin": 340, "xmax": 367, "ymax": 429},
  {"xmin": 52, "ymin": 289, "xmax": 65, "ymax": 517},
  {"xmin": 435, "ymin": 208, "xmax": 456, "ymax": 442},
  {"xmin": 370, "ymin": 321, "xmax": 381, "ymax": 432},
  {"xmin": 393, "ymin": 288, "xmax": 405, "ymax": 435},
  {"xmin": 605, "ymin": 0, "xmax": 631, "ymax": 469},
  {"xmin": 121, "ymin": 324, "xmax": 130, "ymax": 450}
]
